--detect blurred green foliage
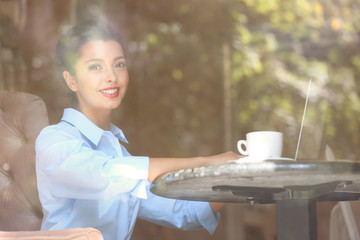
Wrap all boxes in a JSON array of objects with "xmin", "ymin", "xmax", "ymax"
[
  {"xmin": 111, "ymin": 0, "xmax": 360, "ymax": 160},
  {"xmin": 2, "ymin": 0, "xmax": 359, "ymax": 160}
]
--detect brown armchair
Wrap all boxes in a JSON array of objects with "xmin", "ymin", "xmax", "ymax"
[{"xmin": 0, "ymin": 91, "xmax": 103, "ymax": 239}]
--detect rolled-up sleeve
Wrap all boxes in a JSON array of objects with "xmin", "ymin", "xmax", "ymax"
[
  {"xmin": 36, "ymin": 126, "xmax": 149, "ymax": 200},
  {"xmin": 137, "ymin": 184, "xmax": 220, "ymax": 234}
]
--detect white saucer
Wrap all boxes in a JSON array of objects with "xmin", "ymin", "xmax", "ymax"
[{"xmin": 230, "ymin": 157, "xmax": 295, "ymax": 164}]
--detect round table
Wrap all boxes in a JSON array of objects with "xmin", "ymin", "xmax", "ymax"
[{"xmin": 150, "ymin": 160, "xmax": 360, "ymax": 240}]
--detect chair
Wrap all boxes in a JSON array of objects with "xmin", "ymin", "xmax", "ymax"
[
  {"xmin": 0, "ymin": 228, "xmax": 104, "ymax": 240},
  {"xmin": 329, "ymin": 201, "xmax": 360, "ymax": 240},
  {"xmin": 0, "ymin": 91, "xmax": 103, "ymax": 239}
]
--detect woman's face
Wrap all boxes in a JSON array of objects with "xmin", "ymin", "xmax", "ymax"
[{"xmin": 65, "ymin": 40, "xmax": 129, "ymax": 115}]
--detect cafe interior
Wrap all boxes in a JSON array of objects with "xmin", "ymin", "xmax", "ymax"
[{"xmin": 1, "ymin": 0, "xmax": 360, "ymax": 239}]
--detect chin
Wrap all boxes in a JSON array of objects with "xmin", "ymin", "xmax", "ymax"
[{"xmin": 107, "ymin": 101, "xmax": 122, "ymax": 110}]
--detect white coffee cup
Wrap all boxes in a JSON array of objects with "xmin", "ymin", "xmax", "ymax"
[{"xmin": 237, "ymin": 131, "xmax": 283, "ymax": 159}]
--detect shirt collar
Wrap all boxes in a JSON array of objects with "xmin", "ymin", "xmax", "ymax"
[
  {"xmin": 61, "ymin": 108, "xmax": 128, "ymax": 145},
  {"xmin": 109, "ymin": 123, "xmax": 129, "ymax": 144}
]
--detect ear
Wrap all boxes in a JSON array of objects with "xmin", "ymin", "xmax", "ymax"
[{"xmin": 63, "ymin": 71, "xmax": 78, "ymax": 92}]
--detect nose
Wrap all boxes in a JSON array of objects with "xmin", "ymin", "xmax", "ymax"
[{"xmin": 106, "ymin": 67, "xmax": 116, "ymax": 83}]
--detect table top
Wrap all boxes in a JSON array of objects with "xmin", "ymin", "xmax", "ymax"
[{"xmin": 150, "ymin": 160, "xmax": 360, "ymax": 204}]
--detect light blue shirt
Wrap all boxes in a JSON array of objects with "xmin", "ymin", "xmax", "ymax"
[{"xmin": 36, "ymin": 108, "xmax": 219, "ymax": 240}]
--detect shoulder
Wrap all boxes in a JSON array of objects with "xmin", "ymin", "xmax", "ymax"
[{"xmin": 36, "ymin": 121, "xmax": 82, "ymax": 150}]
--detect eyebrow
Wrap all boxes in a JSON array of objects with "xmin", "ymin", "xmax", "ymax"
[
  {"xmin": 85, "ymin": 56, "xmax": 125, "ymax": 64},
  {"xmin": 114, "ymin": 56, "xmax": 125, "ymax": 61}
]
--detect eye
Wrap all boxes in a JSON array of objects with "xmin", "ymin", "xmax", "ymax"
[
  {"xmin": 114, "ymin": 62, "xmax": 127, "ymax": 69},
  {"xmin": 88, "ymin": 64, "xmax": 102, "ymax": 71}
]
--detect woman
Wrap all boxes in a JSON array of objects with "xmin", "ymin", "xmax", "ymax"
[{"xmin": 36, "ymin": 20, "xmax": 241, "ymax": 240}]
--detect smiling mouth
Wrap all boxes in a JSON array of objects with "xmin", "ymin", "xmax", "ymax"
[
  {"xmin": 100, "ymin": 88, "xmax": 118, "ymax": 94},
  {"xmin": 99, "ymin": 87, "xmax": 119, "ymax": 98}
]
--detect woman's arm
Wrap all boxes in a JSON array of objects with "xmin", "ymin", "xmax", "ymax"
[
  {"xmin": 148, "ymin": 151, "xmax": 241, "ymax": 213},
  {"xmin": 209, "ymin": 202, "xmax": 227, "ymax": 213},
  {"xmin": 148, "ymin": 151, "xmax": 241, "ymax": 182}
]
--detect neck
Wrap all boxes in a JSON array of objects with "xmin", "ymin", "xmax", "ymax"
[{"xmin": 77, "ymin": 106, "xmax": 112, "ymax": 131}]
